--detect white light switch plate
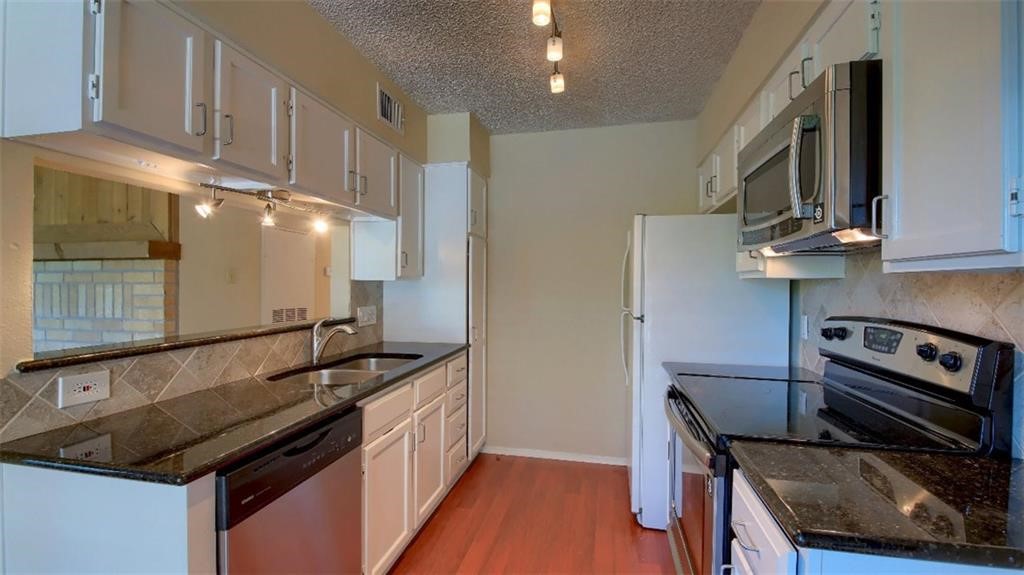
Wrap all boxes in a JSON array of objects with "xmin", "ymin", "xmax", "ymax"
[
  {"xmin": 57, "ymin": 369, "xmax": 110, "ymax": 408},
  {"xmin": 357, "ymin": 305, "xmax": 377, "ymax": 327}
]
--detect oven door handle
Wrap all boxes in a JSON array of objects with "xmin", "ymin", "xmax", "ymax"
[
  {"xmin": 664, "ymin": 394, "xmax": 714, "ymax": 468},
  {"xmin": 788, "ymin": 115, "xmax": 818, "ymax": 220}
]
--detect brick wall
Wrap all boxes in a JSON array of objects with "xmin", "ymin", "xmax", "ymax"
[{"xmin": 32, "ymin": 260, "xmax": 178, "ymax": 353}]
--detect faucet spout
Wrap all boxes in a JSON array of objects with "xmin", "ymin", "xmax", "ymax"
[{"xmin": 311, "ymin": 319, "xmax": 359, "ymax": 366}]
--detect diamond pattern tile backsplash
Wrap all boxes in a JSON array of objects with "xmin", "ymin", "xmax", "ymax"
[
  {"xmin": 796, "ymin": 252, "xmax": 1024, "ymax": 459},
  {"xmin": 0, "ymin": 281, "xmax": 383, "ymax": 443}
]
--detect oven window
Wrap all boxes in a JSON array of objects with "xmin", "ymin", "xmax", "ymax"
[{"xmin": 743, "ymin": 119, "xmax": 821, "ymax": 227}]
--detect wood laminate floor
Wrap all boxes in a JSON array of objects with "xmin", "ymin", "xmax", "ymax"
[{"xmin": 391, "ymin": 454, "xmax": 675, "ymax": 574}]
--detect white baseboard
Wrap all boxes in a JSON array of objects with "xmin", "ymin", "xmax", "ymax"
[{"xmin": 480, "ymin": 445, "xmax": 627, "ymax": 467}]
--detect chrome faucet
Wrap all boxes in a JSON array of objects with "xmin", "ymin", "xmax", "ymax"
[{"xmin": 311, "ymin": 318, "xmax": 358, "ymax": 366}]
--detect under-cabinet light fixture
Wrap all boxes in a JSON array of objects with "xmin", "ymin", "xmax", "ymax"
[{"xmin": 194, "ymin": 189, "xmax": 225, "ymax": 218}]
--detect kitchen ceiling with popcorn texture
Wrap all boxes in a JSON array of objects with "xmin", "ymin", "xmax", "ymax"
[{"xmin": 308, "ymin": 0, "xmax": 761, "ymax": 134}]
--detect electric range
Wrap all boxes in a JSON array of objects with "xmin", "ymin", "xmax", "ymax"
[{"xmin": 661, "ymin": 316, "xmax": 1016, "ymax": 575}]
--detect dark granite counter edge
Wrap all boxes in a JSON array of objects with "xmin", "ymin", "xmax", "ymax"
[
  {"xmin": 730, "ymin": 446, "xmax": 1024, "ymax": 570},
  {"xmin": 1, "ymin": 344, "xmax": 469, "ymax": 485},
  {"xmin": 17, "ymin": 317, "xmax": 357, "ymax": 373}
]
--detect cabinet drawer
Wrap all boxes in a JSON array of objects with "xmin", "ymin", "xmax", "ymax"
[
  {"xmin": 446, "ymin": 380, "xmax": 468, "ymax": 412},
  {"xmin": 446, "ymin": 404, "xmax": 467, "ymax": 449},
  {"xmin": 363, "ymin": 382, "xmax": 413, "ymax": 443},
  {"xmin": 731, "ymin": 470, "xmax": 796, "ymax": 575},
  {"xmin": 446, "ymin": 436, "xmax": 469, "ymax": 486},
  {"xmin": 446, "ymin": 353, "xmax": 468, "ymax": 388},
  {"xmin": 414, "ymin": 366, "xmax": 446, "ymax": 410}
]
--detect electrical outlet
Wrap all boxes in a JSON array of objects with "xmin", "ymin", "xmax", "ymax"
[
  {"xmin": 57, "ymin": 369, "xmax": 110, "ymax": 408},
  {"xmin": 800, "ymin": 315, "xmax": 810, "ymax": 340},
  {"xmin": 357, "ymin": 305, "xmax": 377, "ymax": 327},
  {"xmin": 59, "ymin": 434, "xmax": 112, "ymax": 462}
]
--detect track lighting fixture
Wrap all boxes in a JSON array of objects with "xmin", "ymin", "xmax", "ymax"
[
  {"xmin": 532, "ymin": 0, "xmax": 551, "ymax": 26},
  {"xmin": 194, "ymin": 189, "xmax": 225, "ymax": 218},
  {"xmin": 546, "ymin": 32, "xmax": 563, "ymax": 62},
  {"xmin": 312, "ymin": 218, "xmax": 329, "ymax": 234},
  {"xmin": 261, "ymin": 203, "xmax": 276, "ymax": 227}
]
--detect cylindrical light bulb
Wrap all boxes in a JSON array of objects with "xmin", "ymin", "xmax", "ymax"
[
  {"xmin": 194, "ymin": 202, "xmax": 213, "ymax": 219},
  {"xmin": 550, "ymin": 70, "xmax": 565, "ymax": 94},
  {"xmin": 532, "ymin": 0, "xmax": 551, "ymax": 26},
  {"xmin": 546, "ymin": 35, "xmax": 563, "ymax": 62},
  {"xmin": 313, "ymin": 218, "xmax": 329, "ymax": 234}
]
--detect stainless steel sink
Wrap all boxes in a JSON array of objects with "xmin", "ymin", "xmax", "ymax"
[
  {"xmin": 331, "ymin": 357, "xmax": 417, "ymax": 371},
  {"xmin": 291, "ymin": 369, "xmax": 383, "ymax": 387}
]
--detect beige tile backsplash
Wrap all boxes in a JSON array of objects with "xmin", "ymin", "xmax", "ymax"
[
  {"xmin": 796, "ymin": 252, "xmax": 1024, "ymax": 458},
  {"xmin": 0, "ymin": 281, "xmax": 383, "ymax": 443}
]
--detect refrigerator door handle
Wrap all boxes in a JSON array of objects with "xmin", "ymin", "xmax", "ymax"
[
  {"xmin": 621, "ymin": 231, "xmax": 632, "ymax": 313},
  {"xmin": 620, "ymin": 310, "xmax": 631, "ymax": 387}
]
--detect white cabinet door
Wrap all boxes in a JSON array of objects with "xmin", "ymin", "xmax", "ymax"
[
  {"xmin": 882, "ymin": 0, "xmax": 1021, "ymax": 267},
  {"xmin": 469, "ymin": 170, "xmax": 487, "ymax": 238},
  {"xmin": 764, "ymin": 46, "xmax": 806, "ymax": 121},
  {"xmin": 214, "ymin": 40, "xmax": 288, "ymax": 181},
  {"xmin": 714, "ymin": 128, "xmax": 739, "ymax": 202},
  {"xmin": 95, "ymin": 0, "xmax": 209, "ymax": 154},
  {"xmin": 806, "ymin": 0, "xmax": 880, "ymax": 84},
  {"xmin": 412, "ymin": 395, "xmax": 446, "ymax": 527},
  {"xmin": 288, "ymin": 87, "xmax": 356, "ymax": 206},
  {"xmin": 469, "ymin": 236, "xmax": 487, "ymax": 456},
  {"xmin": 356, "ymin": 128, "xmax": 398, "ymax": 217},
  {"xmin": 698, "ymin": 154, "xmax": 717, "ymax": 212},
  {"xmin": 735, "ymin": 98, "xmax": 763, "ymax": 155},
  {"xmin": 398, "ymin": 156, "xmax": 424, "ymax": 278},
  {"xmin": 363, "ymin": 418, "xmax": 414, "ymax": 575}
]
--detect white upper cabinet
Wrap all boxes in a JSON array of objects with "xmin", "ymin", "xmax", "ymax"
[
  {"xmin": 288, "ymin": 87, "xmax": 356, "ymax": 206},
  {"xmin": 213, "ymin": 40, "xmax": 288, "ymax": 182},
  {"xmin": 881, "ymin": 0, "xmax": 1022, "ymax": 271},
  {"xmin": 805, "ymin": 0, "xmax": 880, "ymax": 83},
  {"xmin": 714, "ymin": 127, "xmax": 739, "ymax": 201},
  {"xmin": 399, "ymin": 155, "xmax": 425, "ymax": 278},
  {"xmin": 735, "ymin": 99, "xmax": 763, "ymax": 156},
  {"xmin": 698, "ymin": 153, "xmax": 717, "ymax": 212},
  {"xmin": 94, "ymin": 0, "xmax": 209, "ymax": 155},
  {"xmin": 469, "ymin": 170, "xmax": 487, "ymax": 238},
  {"xmin": 764, "ymin": 46, "xmax": 806, "ymax": 121},
  {"xmin": 356, "ymin": 128, "xmax": 398, "ymax": 218}
]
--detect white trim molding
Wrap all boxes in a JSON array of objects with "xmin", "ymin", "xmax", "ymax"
[{"xmin": 480, "ymin": 445, "xmax": 627, "ymax": 467}]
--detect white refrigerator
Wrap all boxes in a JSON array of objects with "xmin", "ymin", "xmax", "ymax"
[{"xmin": 622, "ymin": 214, "xmax": 790, "ymax": 530}]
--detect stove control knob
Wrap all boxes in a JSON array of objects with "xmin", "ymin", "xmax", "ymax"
[
  {"xmin": 916, "ymin": 343, "xmax": 938, "ymax": 362},
  {"xmin": 820, "ymin": 327, "xmax": 834, "ymax": 341},
  {"xmin": 938, "ymin": 352, "xmax": 962, "ymax": 372},
  {"xmin": 832, "ymin": 327, "xmax": 850, "ymax": 341}
]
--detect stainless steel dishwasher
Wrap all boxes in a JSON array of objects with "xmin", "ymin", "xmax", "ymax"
[{"xmin": 217, "ymin": 408, "xmax": 362, "ymax": 574}]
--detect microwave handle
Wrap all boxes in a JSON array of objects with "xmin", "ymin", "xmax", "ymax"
[{"xmin": 788, "ymin": 115, "xmax": 816, "ymax": 220}]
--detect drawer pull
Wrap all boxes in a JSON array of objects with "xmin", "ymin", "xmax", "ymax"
[
  {"xmin": 457, "ymin": 423, "xmax": 466, "ymax": 431},
  {"xmin": 730, "ymin": 520, "xmax": 760, "ymax": 553},
  {"xmin": 455, "ymin": 393, "xmax": 465, "ymax": 401},
  {"xmin": 456, "ymin": 366, "xmax": 466, "ymax": 373}
]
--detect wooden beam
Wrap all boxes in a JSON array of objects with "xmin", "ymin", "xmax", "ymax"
[{"xmin": 33, "ymin": 241, "xmax": 181, "ymax": 261}]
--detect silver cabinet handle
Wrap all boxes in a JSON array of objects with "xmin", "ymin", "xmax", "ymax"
[
  {"xmin": 455, "ymin": 393, "xmax": 465, "ymax": 401},
  {"xmin": 401, "ymin": 251, "xmax": 409, "ymax": 268},
  {"xmin": 705, "ymin": 180, "xmax": 713, "ymax": 198},
  {"xmin": 710, "ymin": 174, "xmax": 718, "ymax": 195},
  {"xmin": 470, "ymin": 209, "xmax": 478, "ymax": 226},
  {"xmin": 730, "ymin": 520, "xmax": 760, "ymax": 552},
  {"xmin": 800, "ymin": 56, "xmax": 813, "ymax": 88},
  {"xmin": 872, "ymin": 195, "xmax": 889, "ymax": 239},
  {"xmin": 194, "ymin": 103, "xmax": 207, "ymax": 136},
  {"xmin": 359, "ymin": 175, "xmax": 369, "ymax": 196},
  {"xmin": 788, "ymin": 70, "xmax": 801, "ymax": 100},
  {"xmin": 347, "ymin": 170, "xmax": 358, "ymax": 193},
  {"xmin": 223, "ymin": 113, "xmax": 234, "ymax": 145},
  {"xmin": 418, "ymin": 423, "xmax": 426, "ymax": 443},
  {"xmin": 457, "ymin": 423, "xmax": 466, "ymax": 431}
]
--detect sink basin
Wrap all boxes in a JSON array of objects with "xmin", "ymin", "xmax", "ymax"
[
  {"xmin": 284, "ymin": 369, "xmax": 383, "ymax": 387},
  {"xmin": 332, "ymin": 356, "xmax": 419, "ymax": 372}
]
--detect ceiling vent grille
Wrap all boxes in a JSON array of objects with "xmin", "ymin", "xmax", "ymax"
[
  {"xmin": 377, "ymin": 83, "xmax": 405, "ymax": 133},
  {"xmin": 271, "ymin": 307, "xmax": 308, "ymax": 324}
]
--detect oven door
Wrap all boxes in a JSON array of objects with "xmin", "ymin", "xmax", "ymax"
[
  {"xmin": 738, "ymin": 93, "xmax": 829, "ymax": 252},
  {"xmin": 665, "ymin": 390, "xmax": 725, "ymax": 575}
]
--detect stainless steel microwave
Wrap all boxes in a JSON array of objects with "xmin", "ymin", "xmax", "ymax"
[{"xmin": 738, "ymin": 60, "xmax": 882, "ymax": 255}]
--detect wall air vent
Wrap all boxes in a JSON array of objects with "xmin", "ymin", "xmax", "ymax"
[
  {"xmin": 271, "ymin": 307, "xmax": 309, "ymax": 324},
  {"xmin": 377, "ymin": 83, "xmax": 405, "ymax": 134}
]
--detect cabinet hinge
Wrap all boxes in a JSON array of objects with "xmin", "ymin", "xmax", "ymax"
[
  {"xmin": 286, "ymin": 155, "xmax": 294, "ymax": 174},
  {"xmin": 90, "ymin": 0, "xmax": 102, "ymax": 15},
  {"xmin": 1010, "ymin": 177, "xmax": 1023, "ymax": 217},
  {"xmin": 87, "ymin": 74, "xmax": 100, "ymax": 100},
  {"xmin": 867, "ymin": 0, "xmax": 881, "ymax": 55},
  {"xmin": 285, "ymin": 99, "xmax": 294, "ymax": 117}
]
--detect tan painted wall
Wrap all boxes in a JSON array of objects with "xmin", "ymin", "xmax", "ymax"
[
  {"xmin": 696, "ymin": 0, "xmax": 825, "ymax": 160},
  {"xmin": 173, "ymin": 0, "xmax": 427, "ymax": 164},
  {"xmin": 487, "ymin": 121, "xmax": 697, "ymax": 459},
  {"xmin": 426, "ymin": 113, "xmax": 491, "ymax": 178}
]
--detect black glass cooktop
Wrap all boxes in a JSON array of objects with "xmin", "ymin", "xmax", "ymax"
[{"xmin": 664, "ymin": 362, "xmax": 986, "ymax": 454}]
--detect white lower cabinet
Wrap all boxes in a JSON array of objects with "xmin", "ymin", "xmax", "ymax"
[
  {"xmin": 412, "ymin": 394, "xmax": 446, "ymax": 527},
  {"xmin": 362, "ymin": 418, "xmax": 414, "ymax": 575}
]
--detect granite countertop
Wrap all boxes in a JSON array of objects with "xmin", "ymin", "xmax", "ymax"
[
  {"xmin": 0, "ymin": 342, "xmax": 466, "ymax": 485},
  {"xmin": 730, "ymin": 441, "xmax": 1024, "ymax": 569}
]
